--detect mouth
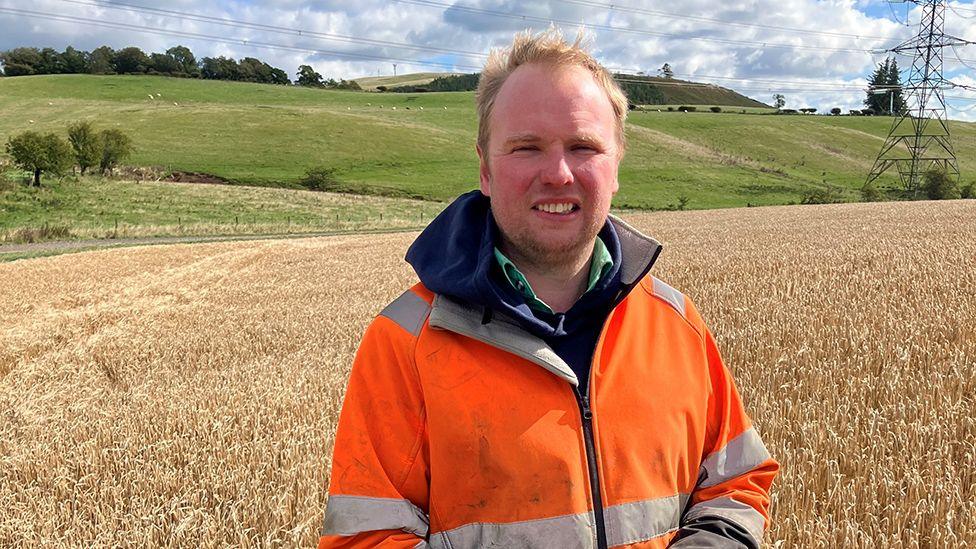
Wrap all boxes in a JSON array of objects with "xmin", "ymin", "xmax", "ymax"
[{"xmin": 532, "ymin": 202, "xmax": 580, "ymax": 215}]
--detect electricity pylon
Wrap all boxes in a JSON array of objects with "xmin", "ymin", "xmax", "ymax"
[{"xmin": 865, "ymin": 0, "xmax": 968, "ymax": 197}]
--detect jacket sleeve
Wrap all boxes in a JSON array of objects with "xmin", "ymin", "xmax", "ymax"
[
  {"xmin": 318, "ymin": 291, "xmax": 432, "ymax": 548},
  {"xmin": 671, "ymin": 325, "xmax": 779, "ymax": 548}
]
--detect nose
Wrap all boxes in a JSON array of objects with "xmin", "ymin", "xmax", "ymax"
[{"xmin": 539, "ymin": 149, "xmax": 573, "ymax": 186}]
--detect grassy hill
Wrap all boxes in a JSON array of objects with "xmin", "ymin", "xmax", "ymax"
[
  {"xmin": 353, "ymin": 72, "xmax": 451, "ymax": 90},
  {"xmin": 618, "ymin": 75, "xmax": 771, "ymax": 109},
  {"xmin": 1, "ymin": 74, "xmax": 974, "ymax": 210}
]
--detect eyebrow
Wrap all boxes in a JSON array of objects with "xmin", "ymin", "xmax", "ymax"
[{"xmin": 501, "ymin": 133, "xmax": 607, "ymax": 147}]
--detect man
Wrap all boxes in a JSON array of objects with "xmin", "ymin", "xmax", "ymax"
[{"xmin": 319, "ymin": 29, "xmax": 778, "ymax": 549}]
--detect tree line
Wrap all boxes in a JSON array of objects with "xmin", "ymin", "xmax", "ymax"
[
  {"xmin": 0, "ymin": 45, "xmax": 290, "ymax": 85},
  {"xmin": 5, "ymin": 123, "xmax": 132, "ymax": 187}
]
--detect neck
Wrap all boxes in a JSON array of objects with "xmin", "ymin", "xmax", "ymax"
[{"xmin": 500, "ymin": 242, "xmax": 593, "ymax": 313}]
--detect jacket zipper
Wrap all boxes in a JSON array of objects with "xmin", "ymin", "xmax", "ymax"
[{"xmin": 575, "ymin": 388, "xmax": 608, "ymax": 549}]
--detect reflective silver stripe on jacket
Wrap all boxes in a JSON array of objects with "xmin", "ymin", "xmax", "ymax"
[
  {"xmin": 651, "ymin": 276, "xmax": 687, "ymax": 318},
  {"xmin": 605, "ymin": 493, "xmax": 689, "ymax": 546},
  {"xmin": 682, "ymin": 496, "xmax": 766, "ymax": 547},
  {"xmin": 426, "ymin": 493, "xmax": 688, "ymax": 548},
  {"xmin": 428, "ymin": 294, "xmax": 579, "ymax": 386},
  {"xmin": 699, "ymin": 427, "xmax": 771, "ymax": 488},
  {"xmin": 321, "ymin": 495, "xmax": 429, "ymax": 538},
  {"xmin": 380, "ymin": 290, "xmax": 431, "ymax": 336},
  {"xmin": 429, "ymin": 511, "xmax": 595, "ymax": 549}
]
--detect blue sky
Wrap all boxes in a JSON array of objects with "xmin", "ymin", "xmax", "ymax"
[{"xmin": 1, "ymin": 0, "xmax": 974, "ymax": 119}]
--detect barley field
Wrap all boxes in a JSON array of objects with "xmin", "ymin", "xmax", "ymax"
[{"xmin": 1, "ymin": 200, "xmax": 974, "ymax": 547}]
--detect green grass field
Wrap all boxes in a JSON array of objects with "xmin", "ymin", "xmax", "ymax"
[
  {"xmin": 0, "ymin": 175, "xmax": 444, "ymax": 244},
  {"xmin": 1, "ymin": 74, "xmax": 974, "ymax": 210}
]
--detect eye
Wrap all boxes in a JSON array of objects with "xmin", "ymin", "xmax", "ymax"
[
  {"xmin": 571, "ymin": 144, "xmax": 598, "ymax": 153},
  {"xmin": 512, "ymin": 145, "xmax": 538, "ymax": 152}
]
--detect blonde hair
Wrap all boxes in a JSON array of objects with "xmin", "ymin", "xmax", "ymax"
[{"xmin": 475, "ymin": 28, "xmax": 629, "ymax": 153}]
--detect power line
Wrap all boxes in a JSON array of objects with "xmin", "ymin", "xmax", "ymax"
[
  {"xmin": 0, "ymin": 7, "xmax": 486, "ymax": 72},
  {"xmin": 53, "ymin": 0, "xmax": 490, "ymax": 61},
  {"xmin": 554, "ymin": 0, "xmax": 899, "ymax": 41},
  {"xmin": 392, "ymin": 0, "xmax": 901, "ymax": 55}
]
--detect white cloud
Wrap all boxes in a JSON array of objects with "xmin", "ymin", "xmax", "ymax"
[{"xmin": 0, "ymin": 0, "xmax": 974, "ymax": 118}]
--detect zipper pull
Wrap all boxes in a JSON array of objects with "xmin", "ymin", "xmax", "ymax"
[{"xmin": 581, "ymin": 396, "xmax": 593, "ymax": 420}]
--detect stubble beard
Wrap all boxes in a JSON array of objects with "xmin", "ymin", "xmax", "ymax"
[{"xmin": 496, "ymin": 212, "xmax": 603, "ymax": 274}]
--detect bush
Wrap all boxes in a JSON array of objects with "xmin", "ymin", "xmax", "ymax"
[
  {"xmin": 831, "ymin": 107, "xmax": 842, "ymax": 115},
  {"xmin": 666, "ymin": 106, "xmax": 674, "ymax": 112},
  {"xmin": 921, "ymin": 168, "xmax": 960, "ymax": 200},
  {"xmin": 67, "ymin": 121, "xmax": 102, "ymax": 175},
  {"xmin": 98, "ymin": 129, "xmax": 133, "ymax": 175},
  {"xmin": 4, "ymin": 130, "xmax": 73, "ymax": 186},
  {"xmin": 709, "ymin": 106, "xmax": 722, "ymax": 113},
  {"xmin": 801, "ymin": 185, "xmax": 843, "ymax": 205},
  {"xmin": 300, "ymin": 167, "xmax": 340, "ymax": 191},
  {"xmin": 962, "ymin": 181, "xmax": 975, "ymax": 199},
  {"xmin": 677, "ymin": 106, "xmax": 696, "ymax": 112},
  {"xmin": 860, "ymin": 180, "xmax": 884, "ymax": 202}
]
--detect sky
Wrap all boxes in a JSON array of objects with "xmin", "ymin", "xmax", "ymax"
[{"xmin": 1, "ymin": 0, "xmax": 975, "ymax": 120}]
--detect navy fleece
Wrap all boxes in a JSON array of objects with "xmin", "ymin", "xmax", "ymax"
[{"xmin": 405, "ymin": 190, "xmax": 623, "ymax": 392}]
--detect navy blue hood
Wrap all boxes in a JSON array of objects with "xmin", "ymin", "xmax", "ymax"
[{"xmin": 406, "ymin": 190, "xmax": 650, "ymax": 339}]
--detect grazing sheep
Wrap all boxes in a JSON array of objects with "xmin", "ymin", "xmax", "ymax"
[
  {"xmin": 392, "ymin": 106, "xmax": 397, "ymax": 110},
  {"xmin": 28, "ymin": 120, "xmax": 34, "ymax": 124},
  {"xmin": 148, "ymin": 94, "xmax": 154, "ymax": 100},
  {"xmin": 419, "ymin": 106, "xmax": 424, "ymax": 110},
  {"xmin": 367, "ymin": 103, "xmax": 372, "ymax": 106},
  {"xmin": 173, "ymin": 102, "xmax": 179, "ymax": 106}
]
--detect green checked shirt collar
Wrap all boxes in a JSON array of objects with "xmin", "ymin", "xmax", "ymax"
[{"xmin": 494, "ymin": 237, "xmax": 614, "ymax": 315}]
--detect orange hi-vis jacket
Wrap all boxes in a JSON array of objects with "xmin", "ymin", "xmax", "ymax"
[{"xmin": 319, "ymin": 243, "xmax": 778, "ymax": 548}]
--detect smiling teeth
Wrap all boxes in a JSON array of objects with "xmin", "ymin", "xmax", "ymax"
[{"xmin": 537, "ymin": 203, "xmax": 575, "ymax": 214}]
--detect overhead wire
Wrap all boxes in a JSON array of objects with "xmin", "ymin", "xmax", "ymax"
[
  {"xmin": 0, "ymin": 7, "xmax": 487, "ymax": 72},
  {"xmin": 1, "ymin": 0, "xmax": 972, "ymax": 112},
  {"xmin": 53, "ymin": 0, "xmax": 490, "ymax": 60},
  {"xmin": 391, "ymin": 0, "xmax": 904, "ymax": 55},
  {"xmin": 552, "ymin": 0, "xmax": 897, "ymax": 41}
]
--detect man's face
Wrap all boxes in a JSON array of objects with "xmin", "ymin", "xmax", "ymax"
[{"xmin": 478, "ymin": 62, "xmax": 621, "ymax": 268}]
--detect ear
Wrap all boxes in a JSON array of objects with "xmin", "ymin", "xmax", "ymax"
[{"xmin": 477, "ymin": 145, "xmax": 491, "ymax": 197}]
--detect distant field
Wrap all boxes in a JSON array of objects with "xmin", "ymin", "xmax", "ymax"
[
  {"xmin": 353, "ymin": 72, "xmax": 450, "ymax": 90},
  {"xmin": 0, "ymin": 176, "xmax": 444, "ymax": 244},
  {"xmin": 1, "ymin": 74, "xmax": 974, "ymax": 209},
  {"xmin": 2, "ymin": 200, "xmax": 973, "ymax": 546}
]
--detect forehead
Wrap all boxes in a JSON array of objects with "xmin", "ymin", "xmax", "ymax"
[{"xmin": 489, "ymin": 63, "xmax": 617, "ymax": 146}]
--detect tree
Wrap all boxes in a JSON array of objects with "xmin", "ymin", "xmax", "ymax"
[
  {"xmin": 269, "ymin": 67, "xmax": 290, "ymax": 85},
  {"xmin": 149, "ymin": 52, "xmax": 182, "ymax": 75},
  {"xmin": 239, "ymin": 57, "xmax": 273, "ymax": 83},
  {"xmin": 921, "ymin": 168, "xmax": 960, "ymax": 200},
  {"xmin": 0, "ymin": 47, "xmax": 42, "ymax": 76},
  {"xmin": 165, "ymin": 45, "xmax": 198, "ymax": 77},
  {"xmin": 865, "ymin": 56, "xmax": 905, "ymax": 115},
  {"xmin": 113, "ymin": 47, "xmax": 149, "ymax": 74},
  {"xmin": 37, "ymin": 47, "xmax": 65, "ymax": 74},
  {"xmin": 61, "ymin": 46, "xmax": 89, "ymax": 73},
  {"xmin": 67, "ymin": 121, "xmax": 102, "ymax": 175},
  {"xmin": 772, "ymin": 94, "xmax": 786, "ymax": 109},
  {"xmin": 296, "ymin": 64, "xmax": 323, "ymax": 87},
  {"xmin": 98, "ymin": 129, "xmax": 133, "ymax": 175},
  {"xmin": 658, "ymin": 63, "xmax": 673, "ymax": 79},
  {"xmin": 886, "ymin": 58, "xmax": 906, "ymax": 114},
  {"xmin": 830, "ymin": 107, "xmax": 842, "ymax": 115},
  {"xmin": 88, "ymin": 46, "xmax": 115, "ymax": 74},
  {"xmin": 5, "ymin": 131, "xmax": 73, "ymax": 186}
]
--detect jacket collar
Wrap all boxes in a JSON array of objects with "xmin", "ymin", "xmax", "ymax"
[{"xmin": 427, "ymin": 215, "xmax": 662, "ymax": 387}]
